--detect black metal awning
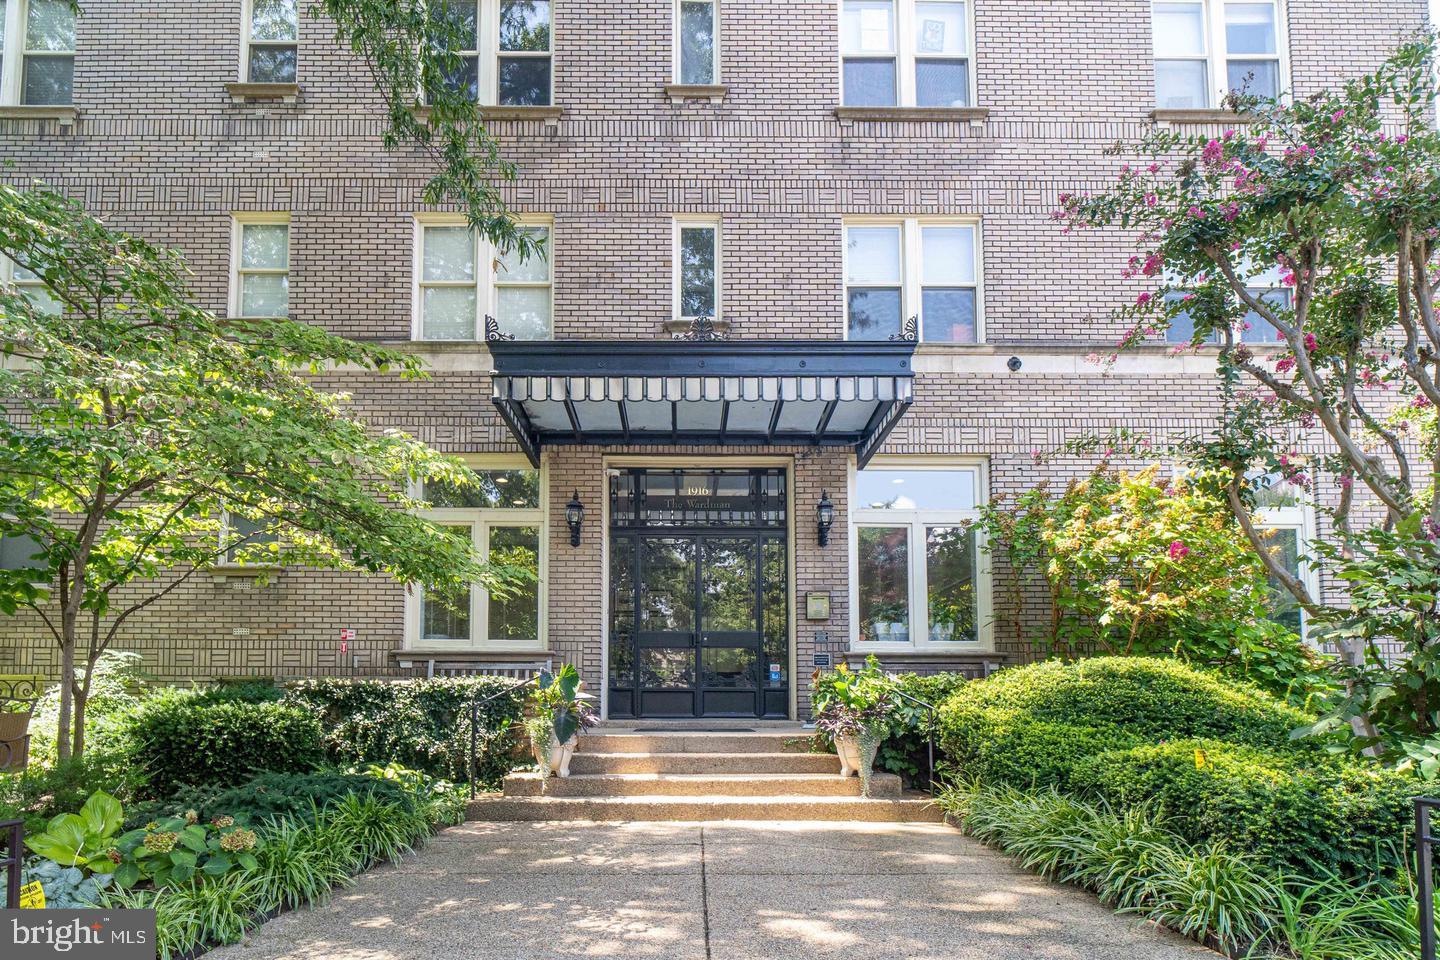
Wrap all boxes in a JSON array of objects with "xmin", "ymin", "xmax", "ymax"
[{"xmin": 489, "ymin": 339, "xmax": 915, "ymax": 468}]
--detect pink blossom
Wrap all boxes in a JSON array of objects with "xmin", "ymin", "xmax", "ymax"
[
  {"xmin": 1338, "ymin": 475, "xmax": 1354, "ymax": 491},
  {"xmin": 1136, "ymin": 292, "xmax": 1154, "ymax": 306},
  {"xmin": 1168, "ymin": 541, "xmax": 1190, "ymax": 560},
  {"xmin": 1275, "ymin": 356, "xmax": 1296, "ymax": 373},
  {"xmin": 1187, "ymin": 206, "xmax": 1206, "ymax": 220},
  {"xmin": 1145, "ymin": 193, "xmax": 1159, "ymax": 207},
  {"xmin": 1147, "ymin": 163, "xmax": 1161, "ymax": 173},
  {"xmin": 1202, "ymin": 139, "xmax": 1225, "ymax": 166},
  {"xmin": 1411, "ymin": 395, "xmax": 1432, "ymax": 409},
  {"xmin": 1142, "ymin": 253, "xmax": 1164, "ymax": 277},
  {"xmin": 1304, "ymin": 333, "xmax": 1318, "ymax": 353},
  {"xmin": 1330, "ymin": 108, "xmax": 1345, "ymax": 124},
  {"xmin": 1222, "ymin": 203, "xmax": 1241, "ymax": 222}
]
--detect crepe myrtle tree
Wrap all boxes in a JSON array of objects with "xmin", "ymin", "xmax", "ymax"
[
  {"xmin": 0, "ymin": 183, "xmax": 533, "ymax": 761},
  {"xmin": 1054, "ymin": 36, "xmax": 1440, "ymax": 769}
]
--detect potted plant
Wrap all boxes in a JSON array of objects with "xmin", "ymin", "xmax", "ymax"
[
  {"xmin": 524, "ymin": 663, "xmax": 597, "ymax": 780},
  {"xmin": 812, "ymin": 656, "xmax": 894, "ymax": 798}
]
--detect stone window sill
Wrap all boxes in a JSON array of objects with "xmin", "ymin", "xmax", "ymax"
[
  {"xmin": 1150, "ymin": 108, "xmax": 1258, "ymax": 126},
  {"xmin": 0, "ymin": 105, "xmax": 77, "ymax": 125},
  {"xmin": 665, "ymin": 84, "xmax": 728, "ymax": 103},
  {"xmin": 834, "ymin": 106, "xmax": 989, "ymax": 125},
  {"xmin": 412, "ymin": 104, "xmax": 562, "ymax": 125},
  {"xmin": 209, "ymin": 563, "xmax": 282, "ymax": 581},
  {"xmin": 225, "ymin": 82, "xmax": 301, "ymax": 103}
]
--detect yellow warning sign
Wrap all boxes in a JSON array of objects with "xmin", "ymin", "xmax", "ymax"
[
  {"xmin": 18, "ymin": 880, "xmax": 45, "ymax": 909},
  {"xmin": 1194, "ymin": 748, "xmax": 1210, "ymax": 770}
]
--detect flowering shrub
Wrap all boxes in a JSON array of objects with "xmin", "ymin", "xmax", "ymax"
[{"xmin": 113, "ymin": 811, "xmax": 259, "ymax": 888}]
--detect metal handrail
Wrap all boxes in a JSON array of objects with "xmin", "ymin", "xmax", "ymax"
[
  {"xmin": 1419, "ymin": 798, "xmax": 1440, "ymax": 960},
  {"xmin": 1, "ymin": 819, "xmax": 22, "ymax": 908},
  {"xmin": 891, "ymin": 687, "xmax": 939, "ymax": 790},
  {"xmin": 467, "ymin": 676, "xmax": 540, "ymax": 799}
]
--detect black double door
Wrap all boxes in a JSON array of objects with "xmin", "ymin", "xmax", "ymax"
[{"xmin": 609, "ymin": 532, "xmax": 789, "ymax": 718}]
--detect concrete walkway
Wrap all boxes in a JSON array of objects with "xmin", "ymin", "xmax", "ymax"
[{"xmin": 210, "ymin": 820, "xmax": 1218, "ymax": 960}]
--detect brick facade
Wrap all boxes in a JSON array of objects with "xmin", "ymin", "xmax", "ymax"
[{"xmin": 0, "ymin": 0, "xmax": 1426, "ymax": 717}]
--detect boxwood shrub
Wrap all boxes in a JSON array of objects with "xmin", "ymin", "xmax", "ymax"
[
  {"xmin": 1070, "ymin": 739, "xmax": 1420, "ymax": 878},
  {"xmin": 127, "ymin": 692, "xmax": 324, "ymax": 796}
]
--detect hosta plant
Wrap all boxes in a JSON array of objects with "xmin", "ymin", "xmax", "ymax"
[{"xmin": 23, "ymin": 789, "xmax": 125, "ymax": 875}]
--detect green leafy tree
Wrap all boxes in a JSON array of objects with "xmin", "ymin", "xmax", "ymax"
[
  {"xmin": 0, "ymin": 184, "xmax": 531, "ymax": 760},
  {"xmin": 1055, "ymin": 36, "xmax": 1440, "ymax": 766}
]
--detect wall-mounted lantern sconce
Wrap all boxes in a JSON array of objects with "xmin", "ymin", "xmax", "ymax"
[
  {"xmin": 817, "ymin": 490, "xmax": 835, "ymax": 547},
  {"xmin": 565, "ymin": 491, "xmax": 584, "ymax": 547}
]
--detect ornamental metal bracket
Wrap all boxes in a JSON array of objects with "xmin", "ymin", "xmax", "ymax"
[
  {"xmin": 889, "ymin": 315, "xmax": 919, "ymax": 342},
  {"xmin": 484, "ymin": 315, "xmax": 515, "ymax": 342},
  {"xmin": 675, "ymin": 316, "xmax": 730, "ymax": 342}
]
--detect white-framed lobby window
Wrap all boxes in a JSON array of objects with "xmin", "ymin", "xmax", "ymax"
[
  {"xmin": 675, "ymin": 0, "xmax": 718, "ymax": 84},
  {"xmin": 429, "ymin": 0, "xmax": 552, "ymax": 106},
  {"xmin": 850, "ymin": 457, "xmax": 991, "ymax": 651},
  {"xmin": 408, "ymin": 455, "xmax": 547, "ymax": 650},
  {"xmin": 413, "ymin": 215, "xmax": 552, "ymax": 341},
  {"xmin": 242, "ymin": 0, "xmax": 299, "ymax": 83},
  {"xmin": 218, "ymin": 511, "xmax": 281, "ymax": 566},
  {"xmin": 1165, "ymin": 264, "xmax": 1291, "ymax": 345},
  {"xmin": 1152, "ymin": 0, "xmax": 1287, "ymax": 109},
  {"xmin": 0, "ymin": 0, "xmax": 75, "ymax": 106},
  {"xmin": 1251, "ymin": 474, "xmax": 1317, "ymax": 639},
  {"xmin": 0, "ymin": 255, "xmax": 59, "ymax": 314},
  {"xmin": 229, "ymin": 214, "xmax": 291, "ymax": 319},
  {"xmin": 839, "ymin": 0, "xmax": 974, "ymax": 107},
  {"xmin": 844, "ymin": 217, "xmax": 981, "ymax": 343},
  {"xmin": 674, "ymin": 217, "xmax": 720, "ymax": 323}
]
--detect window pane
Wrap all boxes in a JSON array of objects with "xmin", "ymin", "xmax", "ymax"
[
  {"xmin": 1164, "ymin": 290, "xmax": 1210, "ymax": 343},
  {"xmin": 846, "ymin": 226, "xmax": 902, "ymax": 284},
  {"xmin": 1155, "ymin": 59, "xmax": 1208, "ymax": 109},
  {"xmin": 241, "ymin": 224, "xmax": 289, "ymax": 270},
  {"xmin": 436, "ymin": 0, "xmax": 479, "ymax": 48},
  {"xmin": 1261, "ymin": 527, "xmax": 1303, "ymax": 634},
  {"xmin": 922, "ymin": 288, "xmax": 976, "ymax": 343},
  {"xmin": 498, "ymin": 57, "xmax": 551, "ymax": 105},
  {"xmin": 500, "ymin": 0, "xmax": 551, "ymax": 51},
  {"xmin": 421, "ymin": 287, "xmax": 477, "ymax": 339},
  {"xmin": 25, "ymin": 0, "xmax": 75, "ymax": 51},
  {"xmin": 680, "ymin": 1, "xmax": 716, "ymax": 84},
  {"xmin": 916, "ymin": 59, "xmax": 968, "ymax": 107},
  {"xmin": 440, "ymin": 55, "xmax": 479, "ymax": 99},
  {"xmin": 843, "ymin": 58, "xmax": 897, "ymax": 106},
  {"xmin": 921, "ymin": 226, "xmax": 975, "ymax": 285},
  {"xmin": 496, "ymin": 286, "xmax": 551, "ymax": 339},
  {"xmin": 427, "ymin": 469, "xmax": 540, "ymax": 508},
  {"xmin": 926, "ymin": 526, "xmax": 976, "ymax": 642},
  {"xmin": 497, "ymin": 226, "xmax": 549, "ymax": 282},
  {"xmin": 423, "ymin": 527, "xmax": 473, "ymax": 641},
  {"xmin": 22, "ymin": 56, "xmax": 72, "ymax": 104},
  {"xmin": 702, "ymin": 539, "xmax": 757, "ymax": 632},
  {"xmin": 858, "ymin": 526, "xmax": 910, "ymax": 643},
  {"xmin": 1152, "ymin": 2, "xmax": 1206, "ymax": 57},
  {"xmin": 641, "ymin": 649, "xmax": 694, "ymax": 688},
  {"xmin": 915, "ymin": 2, "xmax": 966, "ymax": 54},
  {"xmin": 857, "ymin": 469, "xmax": 976, "ymax": 510},
  {"xmin": 1227, "ymin": 59, "xmax": 1278, "ymax": 98},
  {"xmin": 0, "ymin": 533, "xmax": 45, "ymax": 571},
  {"xmin": 17, "ymin": 283, "xmax": 60, "ymax": 316},
  {"xmin": 848, "ymin": 288, "xmax": 902, "ymax": 340},
  {"xmin": 679, "ymin": 226, "xmax": 717, "ymax": 317},
  {"xmin": 1225, "ymin": 2, "xmax": 1276, "ymax": 54},
  {"xmin": 248, "ymin": 46, "xmax": 297, "ymax": 83},
  {"xmin": 842, "ymin": 0, "xmax": 894, "ymax": 53},
  {"xmin": 488, "ymin": 526, "xmax": 539, "ymax": 643},
  {"xmin": 1240, "ymin": 287, "xmax": 1290, "ymax": 344},
  {"xmin": 762, "ymin": 539, "xmax": 786, "ymax": 688},
  {"xmin": 702, "ymin": 647, "xmax": 758, "ymax": 688},
  {"xmin": 226, "ymin": 514, "xmax": 280, "ymax": 563},
  {"xmin": 609, "ymin": 536, "xmax": 636, "ymax": 688},
  {"xmin": 240, "ymin": 274, "xmax": 289, "ymax": 317},
  {"xmin": 423, "ymin": 227, "xmax": 475, "ymax": 282},
  {"xmin": 250, "ymin": 0, "xmax": 298, "ymax": 41}
]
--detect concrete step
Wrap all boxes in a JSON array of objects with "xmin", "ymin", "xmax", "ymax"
[
  {"xmin": 569, "ymin": 751, "xmax": 841, "ymax": 775},
  {"xmin": 503, "ymin": 771, "xmax": 901, "ymax": 798},
  {"xmin": 466, "ymin": 793, "xmax": 944, "ymax": 823},
  {"xmin": 577, "ymin": 731, "xmax": 813, "ymax": 755}
]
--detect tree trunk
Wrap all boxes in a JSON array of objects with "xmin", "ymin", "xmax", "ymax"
[{"xmin": 56, "ymin": 627, "xmax": 74, "ymax": 762}]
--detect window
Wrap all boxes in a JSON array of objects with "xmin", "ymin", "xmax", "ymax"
[
  {"xmin": 412, "ymin": 459, "xmax": 544, "ymax": 649},
  {"xmin": 674, "ymin": 219, "xmax": 719, "ymax": 323},
  {"xmin": 431, "ymin": 0, "xmax": 551, "ymax": 106},
  {"xmin": 840, "ymin": 0, "xmax": 971, "ymax": 107},
  {"xmin": 676, "ymin": 0, "xmax": 717, "ymax": 84},
  {"xmin": 220, "ymin": 512, "xmax": 280, "ymax": 566},
  {"xmin": 231, "ymin": 215, "xmax": 290, "ymax": 319},
  {"xmin": 852, "ymin": 461, "xmax": 989, "ymax": 648},
  {"xmin": 0, "ymin": 0, "xmax": 75, "ymax": 105},
  {"xmin": 1165, "ymin": 265, "xmax": 1290, "ymax": 345},
  {"xmin": 1, "ymin": 256, "xmax": 59, "ymax": 314},
  {"xmin": 1252, "ymin": 475, "xmax": 1315, "ymax": 636},
  {"xmin": 415, "ymin": 217, "xmax": 551, "ymax": 340},
  {"xmin": 243, "ymin": 0, "xmax": 298, "ymax": 83},
  {"xmin": 0, "ymin": 532, "xmax": 44, "ymax": 573},
  {"xmin": 845, "ymin": 219, "xmax": 979, "ymax": 342},
  {"xmin": 1153, "ymin": 1, "xmax": 1284, "ymax": 109}
]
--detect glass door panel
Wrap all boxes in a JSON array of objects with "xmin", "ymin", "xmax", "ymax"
[
  {"xmin": 607, "ymin": 535, "xmax": 637, "ymax": 717},
  {"xmin": 638, "ymin": 537, "xmax": 698, "ymax": 716},
  {"xmin": 699, "ymin": 537, "xmax": 760, "ymax": 716}
]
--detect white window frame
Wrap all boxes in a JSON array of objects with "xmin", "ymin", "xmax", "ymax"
[
  {"xmin": 229, "ymin": 213, "xmax": 291, "ymax": 320},
  {"xmin": 1253, "ymin": 485, "xmax": 1319, "ymax": 642},
  {"xmin": 673, "ymin": 217, "xmax": 721, "ymax": 324},
  {"xmin": 426, "ymin": 0, "xmax": 553, "ymax": 106},
  {"xmin": 0, "ymin": 0, "xmax": 76, "ymax": 106},
  {"xmin": 842, "ymin": 216, "xmax": 983, "ymax": 343},
  {"xmin": 1152, "ymin": 0, "xmax": 1289, "ymax": 109},
  {"xmin": 405, "ymin": 454, "xmax": 548, "ymax": 652},
  {"xmin": 240, "ymin": 0, "xmax": 300, "ymax": 84},
  {"xmin": 411, "ymin": 213, "xmax": 553, "ymax": 341},
  {"xmin": 838, "ymin": 0, "xmax": 977, "ymax": 108},
  {"xmin": 673, "ymin": 0, "xmax": 719, "ymax": 85},
  {"xmin": 848, "ymin": 456, "xmax": 993, "ymax": 652}
]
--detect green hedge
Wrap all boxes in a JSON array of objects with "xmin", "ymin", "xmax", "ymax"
[
  {"xmin": 1070, "ymin": 739, "xmax": 1420, "ymax": 877},
  {"xmin": 127, "ymin": 692, "xmax": 325, "ymax": 796},
  {"xmin": 284, "ymin": 676, "xmax": 525, "ymax": 785},
  {"xmin": 878, "ymin": 672, "xmax": 970, "ymax": 782},
  {"xmin": 123, "ymin": 771, "xmax": 414, "ymax": 830}
]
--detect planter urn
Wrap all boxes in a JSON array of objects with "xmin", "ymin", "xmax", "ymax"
[
  {"xmin": 834, "ymin": 733, "xmax": 865, "ymax": 777},
  {"xmin": 532, "ymin": 729, "xmax": 579, "ymax": 778}
]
